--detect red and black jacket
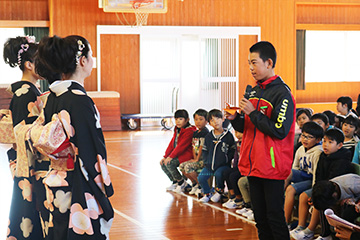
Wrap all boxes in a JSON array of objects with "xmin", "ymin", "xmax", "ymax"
[
  {"xmin": 164, "ymin": 124, "xmax": 196, "ymax": 164},
  {"xmin": 231, "ymin": 76, "xmax": 296, "ymax": 180}
]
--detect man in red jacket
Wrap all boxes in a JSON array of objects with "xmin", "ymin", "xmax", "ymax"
[{"xmin": 227, "ymin": 41, "xmax": 296, "ymax": 240}]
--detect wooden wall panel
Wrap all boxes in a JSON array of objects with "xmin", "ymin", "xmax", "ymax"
[
  {"xmin": 238, "ymin": 35, "xmax": 258, "ymax": 104},
  {"xmin": 296, "ymin": 82, "xmax": 360, "ymax": 103},
  {"xmin": 0, "ymin": 0, "xmax": 48, "ymax": 20},
  {"xmin": 100, "ymin": 34, "xmax": 140, "ymax": 114},
  {"xmin": 297, "ymin": 3, "xmax": 360, "ymax": 24}
]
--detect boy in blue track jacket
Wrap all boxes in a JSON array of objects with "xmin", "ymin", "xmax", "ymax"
[{"xmin": 198, "ymin": 109, "xmax": 236, "ymax": 203}]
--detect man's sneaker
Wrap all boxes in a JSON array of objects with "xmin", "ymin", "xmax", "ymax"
[
  {"xmin": 199, "ymin": 193, "xmax": 212, "ymax": 203},
  {"xmin": 235, "ymin": 208, "xmax": 249, "ymax": 215},
  {"xmin": 174, "ymin": 181, "xmax": 189, "ymax": 193},
  {"xmin": 291, "ymin": 229, "xmax": 314, "ymax": 240},
  {"xmin": 314, "ymin": 236, "xmax": 332, "ymax": 240},
  {"xmin": 189, "ymin": 184, "xmax": 199, "ymax": 195},
  {"xmin": 166, "ymin": 183, "xmax": 177, "ymax": 191},
  {"xmin": 210, "ymin": 192, "xmax": 222, "ymax": 203}
]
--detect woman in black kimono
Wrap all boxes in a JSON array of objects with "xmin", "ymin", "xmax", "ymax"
[
  {"xmin": 35, "ymin": 35, "xmax": 114, "ymax": 240},
  {"xmin": 3, "ymin": 36, "xmax": 44, "ymax": 239}
]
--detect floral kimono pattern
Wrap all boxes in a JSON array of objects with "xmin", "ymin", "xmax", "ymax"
[
  {"xmin": 36, "ymin": 80, "xmax": 114, "ymax": 240},
  {"xmin": 7, "ymin": 81, "xmax": 44, "ymax": 240}
]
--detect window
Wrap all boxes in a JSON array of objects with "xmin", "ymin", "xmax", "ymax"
[
  {"xmin": 0, "ymin": 28, "xmax": 25, "ymax": 85},
  {"xmin": 305, "ymin": 30, "xmax": 360, "ymax": 83}
]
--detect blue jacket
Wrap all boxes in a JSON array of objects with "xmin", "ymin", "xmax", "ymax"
[{"xmin": 202, "ymin": 129, "xmax": 236, "ymax": 171}]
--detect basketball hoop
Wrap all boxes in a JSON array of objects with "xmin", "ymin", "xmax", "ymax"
[{"xmin": 131, "ymin": 0, "xmax": 153, "ymax": 27}]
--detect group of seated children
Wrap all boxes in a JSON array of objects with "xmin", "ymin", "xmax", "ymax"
[
  {"xmin": 160, "ymin": 108, "xmax": 255, "ymax": 220},
  {"xmin": 160, "ymin": 96, "xmax": 360, "ymax": 238},
  {"xmin": 286, "ymin": 102, "xmax": 360, "ymax": 240}
]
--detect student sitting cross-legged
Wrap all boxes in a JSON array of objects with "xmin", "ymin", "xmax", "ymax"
[
  {"xmin": 198, "ymin": 109, "xmax": 236, "ymax": 203},
  {"xmin": 284, "ymin": 121, "xmax": 324, "ymax": 228}
]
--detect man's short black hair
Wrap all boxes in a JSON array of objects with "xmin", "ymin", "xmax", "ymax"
[
  {"xmin": 302, "ymin": 122, "xmax": 324, "ymax": 139},
  {"xmin": 311, "ymin": 113, "xmax": 329, "ymax": 126},
  {"xmin": 324, "ymin": 127, "xmax": 344, "ymax": 144},
  {"xmin": 174, "ymin": 109, "xmax": 189, "ymax": 119},
  {"xmin": 296, "ymin": 108, "xmax": 312, "ymax": 120},
  {"xmin": 337, "ymin": 96, "xmax": 353, "ymax": 110},
  {"xmin": 208, "ymin": 109, "xmax": 223, "ymax": 122},
  {"xmin": 250, "ymin": 41, "xmax": 277, "ymax": 68},
  {"xmin": 343, "ymin": 115, "xmax": 359, "ymax": 130},
  {"xmin": 312, "ymin": 180, "xmax": 337, "ymax": 211},
  {"xmin": 193, "ymin": 109, "xmax": 208, "ymax": 119}
]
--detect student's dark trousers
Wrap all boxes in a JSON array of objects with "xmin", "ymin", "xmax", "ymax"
[{"xmin": 248, "ymin": 176, "xmax": 290, "ymax": 240}]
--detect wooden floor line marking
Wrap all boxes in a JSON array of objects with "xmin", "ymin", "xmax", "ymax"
[
  {"xmin": 113, "ymin": 208, "xmax": 170, "ymax": 240},
  {"xmin": 226, "ymin": 228, "xmax": 243, "ymax": 231},
  {"xmin": 107, "ymin": 163, "xmax": 140, "ymax": 178}
]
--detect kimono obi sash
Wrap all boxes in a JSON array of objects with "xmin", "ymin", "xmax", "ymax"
[
  {"xmin": 29, "ymin": 113, "xmax": 75, "ymax": 172},
  {"xmin": 14, "ymin": 111, "xmax": 75, "ymax": 177}
]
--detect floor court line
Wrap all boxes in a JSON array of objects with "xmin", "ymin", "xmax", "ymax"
[
  {"xmin": 113, "ymin": 209, "xmax": 170, "ymax": 240},
  {"xmin": 108, "ymin": 163, "xmax": 256, "ymax": 226},
  {"xmin": 107, "ymin": 163, "xmax": 140, "ymax": 178}
]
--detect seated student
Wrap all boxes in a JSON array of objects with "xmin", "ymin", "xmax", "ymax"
[
  {"xmin": 290, "ymin": 128, "xmax": 353, "ymax": 240},
  {"xmin": 235, "ymin": 176, "xmax": 254, "ymax": 221},
  {"xmin": 337, "ymin": 96, "xmax": 358, "ymax": 118},
  {"xmin": 342, "ymin": 115, "xmax": 360, "ymax": 157},
  {"xmin": 322, "ymin": 110, "xmax": 336, "ymax": 128},
  {"xmin": 222, "ymin": 131, "xmax": 243, "ymax": 209},
  {"xmin": 178, "ymin": 109, "xmax": 209, "ymax": 194},
  {"xmin": 312, "ymin": 174, "xmax": 360, "ymax": 240},
  {"xmin": 198, "ymin": 109, "xmax": 236, "ymax": 203},
  {"xmin": 284, "ymin": 122, "xmax": 324, "ymax": 226},
  {"xmin": 311, "ymin": 113, "xmax": 330, "ymax": 132},
  {"xmin": 294, "ymin": 108, "xmax": 312, "ymax": 145},
  {"xmin": 352, "ymin": 141, "xmax": 360, "ymax": 165},
  {"xmin": 161, "ymin": 109, "xmax": 196, "ymax": 191}
]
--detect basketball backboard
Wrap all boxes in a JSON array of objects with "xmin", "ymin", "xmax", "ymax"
[{"xmin": 102, "ymin": 0, "xmax": 168, "ymax": 13}]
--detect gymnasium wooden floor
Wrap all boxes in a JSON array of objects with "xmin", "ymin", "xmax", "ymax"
[{"xmin": 0, "ymin": 125, "xmax": 259, "ymax": 240}]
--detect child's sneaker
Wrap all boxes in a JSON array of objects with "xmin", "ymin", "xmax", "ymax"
[
  {"xmin": 195, "ymin": 188, "xmax": 203, "ymax": 197},
  {"xmin": 166, "ymin": 183, "xmax": 177, "ymax": 191},
  {"xmin": 290, "ymin": 226, "xmax": 304, "ymax": 238},
  {"xmin": 246, "ymin": 212, "xmax": 254, "ymax": 221},
  {"xmin": 199, "ymin": 193, "xmax": 212, "ymax": 203},
  {"xmin": 291, "ymin": 229, "xmax": 314, "ymax": 240},
  {"xmin": 243, "ymin": 209, "xmax": 253, "ymax": 218},
  {"xmin": 235, "ymin": 208, "xmax": 249, "ymax": 215},
  {"xmin": 174, "ymin": 181, "xmax": 189, "ymax": 193},
  {"xmin": 210, "ymin": 192, "xmax": 222, "ymax": 203},
  {"xmin": 222, "ymin": 198, "xmax": 242, "ymax": 209},
  {"xmin": 189, "ymin": 184, "xmax": 199, "ymax": 195},
  {"xmin": 314, "ymin": 236, "xmax": 332, "ymax": 240}
]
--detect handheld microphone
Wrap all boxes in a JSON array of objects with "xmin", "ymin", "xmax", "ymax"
[{"xmin": 244, "ymin": 85, "xmax": 252, "ymax": 99}]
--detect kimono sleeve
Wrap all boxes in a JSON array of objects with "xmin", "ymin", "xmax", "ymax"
[{"xmin": 68, "ymin": 96, "xmax": 114, "ymax": 198}]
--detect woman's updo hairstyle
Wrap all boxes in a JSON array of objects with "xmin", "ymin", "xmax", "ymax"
[
  {"xmin": 36, "ymin": 35, "xmax": 90, "ymax": 77},
  {"xmin": 3, "ymin": 36, "xmax": 38, "ymax": 71}
]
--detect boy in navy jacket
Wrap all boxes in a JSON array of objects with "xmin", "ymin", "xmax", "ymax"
[{"xmin": 198, "ymin": 109, "xmax": 236, "ymax": 203}]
